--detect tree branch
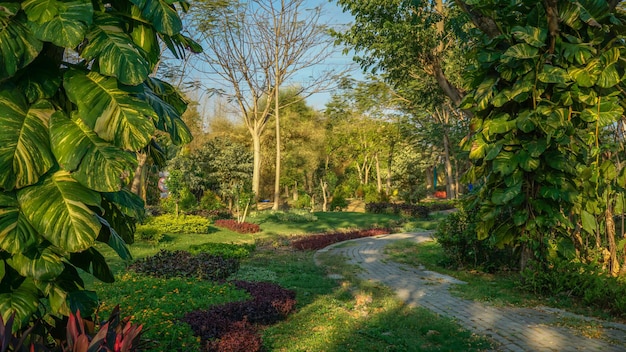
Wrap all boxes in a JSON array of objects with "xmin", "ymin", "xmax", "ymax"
[
  {"xmin": 543, "ymin": 0, "xmax": 559, "ymax": 54},
  {"xmin": 453, "ymin": 0, "xmax": 501, "ymax": 38}
]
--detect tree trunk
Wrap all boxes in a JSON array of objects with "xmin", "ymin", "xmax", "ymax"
[
  {"xmin": 386, "ymin": 142, "xmax": 394, "ymax": 196},
  {"xmin": 426, "ymin": 166, "xmax": 434, "ymax": 192},
  {"xmin": 320, "ymin": 178, "xmax": 328, "ymax": 212},
  {"xmin": 130, "ymin": 152, "xmax": 148, "ymax": 199},
  {"xmin": 251, "ymin": 132, "xmax": 262, "ymax": 198},
  {"xmin": 375, "ymin": 153, "xmax": 382, "ymax": 193},
  {"xmin": 606, "ymin": 205, "xmax": 620, "ymax": 276},
  {"xmin": 442, "ymin": 130, "xmax": 456, "ymax": 199},
  {"xmin": 293, "ymin": 181, "xmax": 298, "ymax": 201}
]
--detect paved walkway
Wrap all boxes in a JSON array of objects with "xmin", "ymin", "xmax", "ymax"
[{"xmin": 315, "ymin": 232, "xmax": 626, "ymax": 352}]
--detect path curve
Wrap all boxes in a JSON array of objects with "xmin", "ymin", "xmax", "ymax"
[{"xmin": 315, "ymin": 232, "xmax": 626, "ymax": 352}]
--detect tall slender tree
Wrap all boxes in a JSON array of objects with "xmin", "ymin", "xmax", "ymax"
[{"xmin": 191, "ymin": 0, "xmax": 339, "ymax": 204}]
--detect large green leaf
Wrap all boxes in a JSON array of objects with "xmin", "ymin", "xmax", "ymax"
[
  {"xmin": 64, "ymin": 70, "xmax": 156, "ymax": 151},
  {"xmin": 102, "ymin": 189, "xmax": 145, "ymax": 219},
  {"xmin": 492, "ymin": 151, "xmax": 518, "ymax": 175},
  {"xmin": 50, "ymin": 112, "xmax": 137, "ymax": 192},
  {"xmin": 23, "ymin": 0, "xmax": 93, "ymax": 48},
  {"xmin": 0, "ymin": 87, "xmax": 55, "ymax": 191},
  {"xmin": 142, "ymin": 90, "xmax": 192, "ymax": 145},
  {"xmin": 579, "ymin": 98, "xmax": 623, "ymax": 126},
  {"xmin": 7, "ymin": 244, "xmax": 64, "ymax": 281},
  {"xmin": 0, "ymin": 192, "xmax": 39, "ymax": 255},
  {"xmin": 130, "ymin": 0, "xmax": 182, "ymax": 36},
  {"xmin": 130, "ymin": 20, "xmax": 160, "ymax": 69},
  {"xmin": 0, "ymin": 279, "xmax": 39, "ymax": 329},
  {"xmin": 17, "ymin": 171, "xmax": 102, "ymax": 253},
  {"xmin": 81, "ymin": 14, "xmax": 149, "ymax": 85},
  {"xmin": 16, "ymin": 58, "xmax": 61, "ymax": 103},
  {"xmin": 500, "ymin": 43, "xmax": 539, "ymax": 63},
  {"xmin": 538, "ymin": 65, "xmax": 570, "ymax": 84},
  {"xmin": 0, "ymin": 11, "xmax": 42, "ymax": 80},
  {"xmin": 69, "ymin": 248, "xmax": 114, "ymax": 283},
  {"xmin": 491, "ymin": 182, "xmax": 522, "ymax": 205},
  {"xmin": 581, "ymin": 209, "xmax": 598, "ymax": 234},
  {"xmin": 511, "ymin": 26, "xmax": 546, "ymax": 48}
]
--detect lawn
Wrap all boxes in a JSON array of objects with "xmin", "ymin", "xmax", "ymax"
[{"xmin": 91, "ymin": 210, "xmax": 491, "ymax": 351}]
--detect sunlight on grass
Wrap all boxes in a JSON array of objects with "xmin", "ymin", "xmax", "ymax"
[
  {"xmin": 94, "ymin": 273, "xmax": 249, "ymax": 351},
  {"xmin": 262, "ymin": 250, "xmax": 493, "ymax": 351}
]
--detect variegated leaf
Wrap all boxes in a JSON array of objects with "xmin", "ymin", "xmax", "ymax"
[
  {"xmin": 0, "ymin": 11, "xmax": 42, "ymax": 80},
  {"xmin": 7, "ymin": 244, "xmax": 65, "ymax": 281},
  {"xmin": 63, "ymin": 69, "xmax": 156, "ymax": 151},
  {"xmin": 0, "ymin": 87, "xmax": 55, "ymax": 191},
  {"xmin": 23, "ymin": 0, "xmax": 93, "ymax": 48},
  {"xmin": 17, "ymin": 171, "xmax": 101, "ymax": 253},
  {"xmin": 130, "ymin": 0, "xmax": 182, "ymax": 36},
  {"xmin": 50, "ymin": 112, "xmax": 137, "ymax": 192},
  {"xmin": 141, "ymin": 79, "xmax": 192, "ymax": 145},
  {"xmin": 0, "ymin": 279, "xmax": 39, "ymax": 329},
  {"xmin": 0, "ymin": 191, "xmax": 39, "ymax": 255},
  {"xmin": 81, "ymin": 13, "xmax": 149, "ymax": 85}
]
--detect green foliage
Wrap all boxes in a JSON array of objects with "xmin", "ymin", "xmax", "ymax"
[
  {"xmin": 519, "ymin": 259, "xmax": 626, "ymax": 318},
  {"xmin": 199, "ymin": 190, "xmax": 225, "ymax": 211},
  {"xmin": 266, "ymin": 210, "xmax": 318, "ymax": 223},
  {"xmin": 134, "ymin": 225, "xmax": 164, "ymax": 244},
  {"xmin": 329, "ymin": 194, "xmax": 349, "ymax": 211},
  {"xmin": 128, "ymin": 250, "xmax": 241, "ymax": 281},
  {"xmin": 434, "ymin": 206, "xmax": 518, "ymax": 272},
  {"xmin": 0, "ymin": 0, "xmax": 198, "ymax": 330},
  {"xmin": 144, "ymin": 214, "xmax": 211, "ymax": 234},
  {"xmin": 95, "ymin": 274, "xmax": 248, "ymax": 351},
  {"xmin": 188, "ymin": 242, "xmax": 255, "ymax": 260},
  {"xmin": 461, "ymin": 0, "xmax": 626, "ymax": 267},
  {"xmin": 293, "ymin": 193, "xmax": 312, "ymax": 209}
]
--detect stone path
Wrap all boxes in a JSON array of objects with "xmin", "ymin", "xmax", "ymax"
[{"xmin": 315, "ymin": 232, "xmax": 626, "ymax": 352}]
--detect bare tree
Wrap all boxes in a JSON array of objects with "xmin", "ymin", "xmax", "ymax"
[{"xmin": 190, "ymin": 0, "xmax": 342, "ymax": 206}]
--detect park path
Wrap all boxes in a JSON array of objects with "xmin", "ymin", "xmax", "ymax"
[{"xmin": 315, "ymin": 232, "xmax": 626, "ymax": 352}]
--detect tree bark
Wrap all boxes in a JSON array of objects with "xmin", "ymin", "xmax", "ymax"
[
  {"xmin": 432, "ymin": 58, "xmax": 464, "ymax": 107},
  {"xmin": 442, "ymin": 129, "xmax": 456, "ymax": 199},
  {"xmin": 454, "ymin": 0, "xmax": 502, "ymax": 38},
  {"xmin": 606, "ymin": 205, "xmax": 620, "ymax": 276},
  {"xmin": 320, "ymin": 178, "xmax": 328, "ymax": 212},
  {"xmin": 251, "ymin": 131, "xmax": 262, "ymax": 198},
  {"xmin": 375, "ymin": 153, "xmax": 382, "ymax": 193},
  {"xmin": 130, "ymin": 152, "xmax": 148, "ymax": 200}
]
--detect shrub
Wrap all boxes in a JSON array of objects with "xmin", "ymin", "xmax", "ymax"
[
  {"xmin": 182, "ymin": 281, "xmax": 297, "ymax": 351},
  {"xmin": 134, "ymin": 225, "xmax": 164, "ymax": 243},
  {"xmin": 433, "ymin": 206, "xmax": 517, "ymax": 271},
  {"xmin": 365, "ymin": 202, "xmax": 429, "ymax": 219},
  {"xmin": 214, "ymin": 219, "xmax": 260, "ymax": 234},
  {"xmin": 189, "ymin": 243, "xmax": 255, "ymax": 260},
  {"xmin": 519, "ymin": 259, "xmax": 626, "ymax": 317},
  {"xmin": 293, "ymin": 193, "xmax": 312, "ymax": 209},
  {"xmin": 291, "ymin": 228, "xmax": 392, "ymax": 251},
  {"xmin": 128, "ymin": 250, "xmax": 240, "ymax": 281},
  {"xmin": 200, "ymin": 191, "xmax": 226, "ymax": 211},
  {"xmin": 266, "ymin": 210, "xmax": 318, "ymax": 223},
  {"xmin": 144, "ymin": 214, "xmax": 211, "ymax": 234},
  {"xmin": 329, "ymin": 194, "xmax": 349, "ymax": 211}
]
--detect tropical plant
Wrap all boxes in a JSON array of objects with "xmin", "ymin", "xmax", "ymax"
[
  {"xmin": 460, "ymin": 0, "xmax": 626, "ymax": 271},
  {"xmin": 0, "ymin": 0, "xmax": 199, "ymax": 332}
]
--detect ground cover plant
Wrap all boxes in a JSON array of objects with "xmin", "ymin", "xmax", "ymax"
[
  {"xmin": 214, "ymin": 219, "xmax": 261, "ymax": 234},
  {"xmin": 291, "ymin": 228, "xmax": 392, "ymax": 250},
  {"xmin": 128, "ymin": 250, "xmax": 240, "ymax": 281}
]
